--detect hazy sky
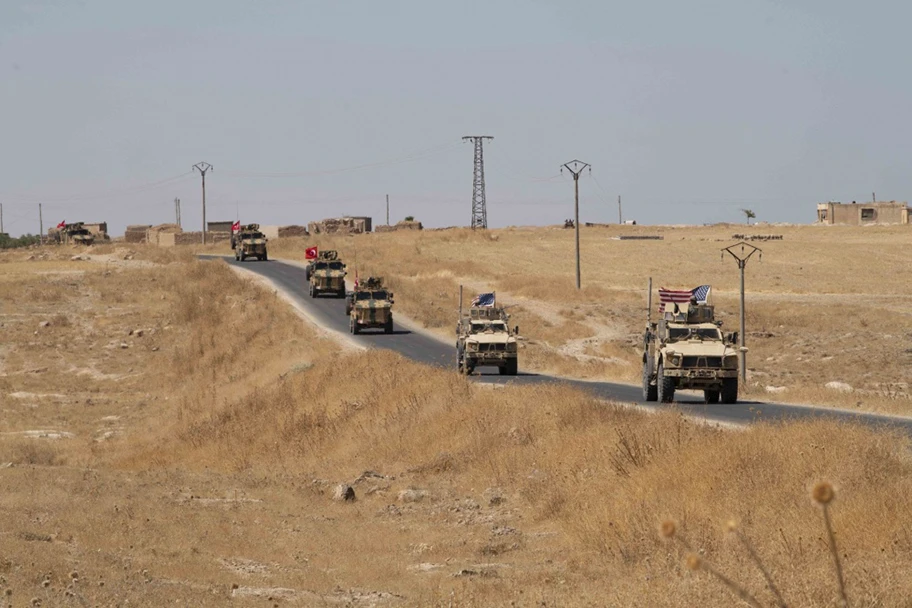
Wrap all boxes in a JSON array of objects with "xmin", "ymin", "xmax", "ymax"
[{"xmin": 2, "ymin": 0, "xmax": 911, "ymax": 236}]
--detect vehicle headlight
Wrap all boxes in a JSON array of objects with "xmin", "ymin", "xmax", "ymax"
[
  {"xmin": 724, "ymin": 355, "xmax": 739, "ymax": 369},
  {"xmin": 670, "ymin": 355, "xmax": 682, "ymax": 366},
  {"xmin": 506, "ymin": 342, "xmax": 517, "ymax": 352},
  {"xmin": 467, "ymin": 342, "xmax": 478, "ymax": 352}
]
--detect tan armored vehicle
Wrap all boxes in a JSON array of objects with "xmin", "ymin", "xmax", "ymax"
[
  {"xmin": 456, "ymin": 292, "xmax": 519, "ymax": 376},
  {"xmin": 233, "ymin": 224, "xmax": 268, "ymax": 262},
  {"xmin": 345, "ymin": 277, "xmax": 394, "ymax": 334},
  {"xmin": 51, "ymin": 222, "xmax": 95, "ymax": 246},
  {"xmin": 642, "ymin": 301, "xmax": 740, "ymax": 404},
  {"xmin": 305, "ymin": 250, "xmax": 346, "ymax": 298}
]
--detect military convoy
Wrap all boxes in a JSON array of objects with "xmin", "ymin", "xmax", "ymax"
[
  {"xmin": 289, "ymin": 245, "xmax": 748, "ymax": 403},
  {"xmin": 456, "ymin": 292, "xmax": 519, "ymax": 376},
  {"xmin": 642, "ymin": 300, "xmax": 740, "ymax": 404},
  {"xmin": 345, "ymin": 277, "xmax": 394, "ymax": 334},
  {"xmin": 51, "ymin": 222, "xmax": 95, "ymax": 246},
  {"xmin": 305, "ymin": 250, "xmax": 347, "ymax": 298},
  {"xmin": 233, "ymin": 224, "xmax": 268, "ymax": 262}
]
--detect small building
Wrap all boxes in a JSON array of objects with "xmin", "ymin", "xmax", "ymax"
[
  {"xmin": 346, "ymin": 216, "xmax": 372, "ymax": 233},
  {"xmin": 817, "ymin": 201, "xmax": 910, "ymax": 225},
  {"xmin": 83, "ymin": 222, "xmax": 109, "ymax": 239},
  {"xmin": 207, "ymin": 221, "xmax": 235, "ymax": 233}
]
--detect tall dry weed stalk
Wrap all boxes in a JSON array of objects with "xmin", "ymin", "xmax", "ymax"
[{"xmin": 662, "ymin": 482, "xmax": 850, "ymax": 608}]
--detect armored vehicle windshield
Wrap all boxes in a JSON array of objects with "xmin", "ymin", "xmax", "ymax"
[
  {"xmin": 667, "ymin": 326, "xmax": 722, "ymax": 342},
  {"xmin": 356, "ymin": 290, "xmax": 388, "ymax": 301},
  {"xmin": 470, "ymin": 320, "xmax": 508, "ymax": 333},
  {"xmin": 313, "ymin": 261, "xmax": 344, "ymax": 270}
]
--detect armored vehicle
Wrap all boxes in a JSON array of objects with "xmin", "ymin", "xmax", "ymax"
[
  {"xmin": 346, "ymin": 277, "xmax": 394, "ymax": 334},
  {"xmin": 456, "ymin": 293, "xmax": 519, "ymax": 376},
  {"xmin": 233, "ymin": 224, "xmax": 268, "ymax": 261},
  {"xmin": 306, "ymin": 250, "xmax": 346, "ymax": 298},
  {"xmin": 52, "ymin": 222, "xmax": 95, "ymax": 246},
  {"xmin": 642, "ymin": 301, "xmax": 740, "ymax": 404}
]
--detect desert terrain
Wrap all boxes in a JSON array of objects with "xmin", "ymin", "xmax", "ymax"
[{"xmin": 1, "ymin": 224, "xmax": 911, "ymax": 606}]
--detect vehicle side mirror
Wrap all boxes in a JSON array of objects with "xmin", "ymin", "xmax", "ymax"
[
  {"xmin": 514, "ymin": 326, "xmax": 519, "ymax": 335},
  {"xmin": 727, "ymin": 331, "xmax": 738, "ymax": 345}
]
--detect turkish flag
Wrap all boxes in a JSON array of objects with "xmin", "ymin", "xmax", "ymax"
[
  {"xmin": 56, "ymin": 221, "xmax": 66, "ymax": 229},
  {"xmin": 305, "ymin": 246, "xmax": 318, "ymax": 260},
  {"xmin": 231, "ymin": 220, "xmax": 240, "ymax": 233}
]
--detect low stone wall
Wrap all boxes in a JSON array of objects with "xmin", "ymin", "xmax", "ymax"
[{"xmin": 376, "ymin": 220, "xmax": 423, "ymax": 233}]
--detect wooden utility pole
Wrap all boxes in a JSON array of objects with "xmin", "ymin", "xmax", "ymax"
[
  {"xmin": 174, "ymin": 197, "xmax": 182, "ymax": 228},
  {"xmin": 1, "ymin": 203, "xmax": 4, "ymax": 234},
  {"xmin": 561, "ymin": 160, "xmax": 591, "ymax": 290},
  {"xmin": 39, "ymin": 203, "xmax": 43, "ymax": 245},
  {"xmin": 193, "ymin": 162, "xmax": 213, "ymax": 244},
  {"xmin": 386, "ymin": 194, "xmax": 389, "ymax": 225},
  {"xmin": 618, "ymin": 195, "xmax": 622, "ymax": 224}
]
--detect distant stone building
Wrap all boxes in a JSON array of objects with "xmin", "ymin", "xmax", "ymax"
[
  {"xmin": 83, "ymin": 222, "xmax": 109, "ymax": 239},
  {"xmin": 816, "ymin": 201, "xmax": 910, "ymax": 225},
  {"xmin": 207, "ymin": 221, "xmax": 234, "ymax": 233},
  {"xmin": 308, "ymin": 217, "xmax": 372, "ymax": 235}
]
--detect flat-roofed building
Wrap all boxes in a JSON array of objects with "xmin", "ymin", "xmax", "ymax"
[{"xmin": 816, "ymin": 201, "xmax": 909, "ymax": 225}]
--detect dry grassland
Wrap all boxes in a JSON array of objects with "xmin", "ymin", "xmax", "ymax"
[
  {"xmin": 1, "ymin": 244, "xmax": 912, "ymax": 606},
  {"xmin": 263, "ymin": 223, "xmax": 912, "ymax": 415}
]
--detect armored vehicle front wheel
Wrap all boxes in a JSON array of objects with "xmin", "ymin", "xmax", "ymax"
[
  {"xmin": 384, "ymin": 319, "xmax": 393, "ymax": 334},
  {"xmin": 703, "ymin": 390, "xmax": 720, "ymax": 404},
  {"xmin": 721, "ymin": 378, "xmax": 738, "ymax": 404},
  {"xmin": 657, "ymin": 363, "xmax": 675, "ymax": 403},
  {"xmin": 642, "ymin": 360, "xmax": 658, "ymax": 402},
  {"xmin": 261, "ymin": 252, "xmax": 268, "ymax": 261},
  {"xmin": 234, "ymin": 250, "xmax": 240, "ymax": 261}
]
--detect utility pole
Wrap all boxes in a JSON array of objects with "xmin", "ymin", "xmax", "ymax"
[
  {"xmin": 386, "ymin": 194, "xmax": 389, "ymax": 226},
  {"xmin": 561, "ymin": 160, "xmax": 591, "ymax": 290},
  {"xmin": 39, "ymin": 203, "xmax": 43, "ymax": 245},
  {"xmin": 722, "ymin": 241, "xmax": 762, "ymax": 385},
  {"xmin": 618, "ymin": 195, "xmax": 622, "ymax": 224},
  {"xmin": 462, "ymin": 136, "xmax": 493, "ymax": 229},
  {"xmin": 193, "ymin": 162, "xmax": 213, "ymax": 244},
  {"xmin": 1, "ymin": 203, "xmax": 4, "ymax": 234},
  {"xmin": 174, "ymin": 198, "xmax": 182, "ymax": 228}
]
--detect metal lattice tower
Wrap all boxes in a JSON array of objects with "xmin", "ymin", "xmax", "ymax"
[{"xmin": 463, "ymin": 136, "xmax": 493, "ymax": 229}]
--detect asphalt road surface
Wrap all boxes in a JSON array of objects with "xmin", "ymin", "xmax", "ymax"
[{"xmin": 203, "ymin": 256, "xmax": 912, "ymax": 434}]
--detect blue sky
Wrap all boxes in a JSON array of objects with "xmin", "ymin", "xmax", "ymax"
[{"xmin": 2, "ymin": 0, "xmax": 911, "ymax": 236}]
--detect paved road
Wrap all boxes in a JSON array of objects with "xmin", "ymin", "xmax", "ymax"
[{"xmin": 203, "ymin": 256, "xmax": 912, "ymax": 434}]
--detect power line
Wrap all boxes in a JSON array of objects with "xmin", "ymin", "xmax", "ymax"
[
  {"xmin": 0, "ymin": 172, "xmax": 193, "ymax": 204},
  {"xmin": 463, "ymin": 136, "xmax": 493, "ymax": 230},
  {"xmin": 221, "ymin": 142, "xmax": 460, "ymax": 179}
]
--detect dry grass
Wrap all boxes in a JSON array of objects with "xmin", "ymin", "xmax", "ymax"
[
  {"xmin": 256, "ymin": 223, "xmax": 912, "ymax": 415},
  {"xmin": 2, "ymin": 247, "xmax": 912, "ymax": 605}
]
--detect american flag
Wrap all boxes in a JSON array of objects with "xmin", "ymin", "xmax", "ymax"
[
  {"xmin": 471, "ymin": 292, "xmax": 495, "ymax": 307},
  {"xmin": 658, "ymin": 285, "xmax": 711, "ymax": 309},
  {"xmin": 692, "ymin": 285, "xmax": 711, "ymax": 304}
]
